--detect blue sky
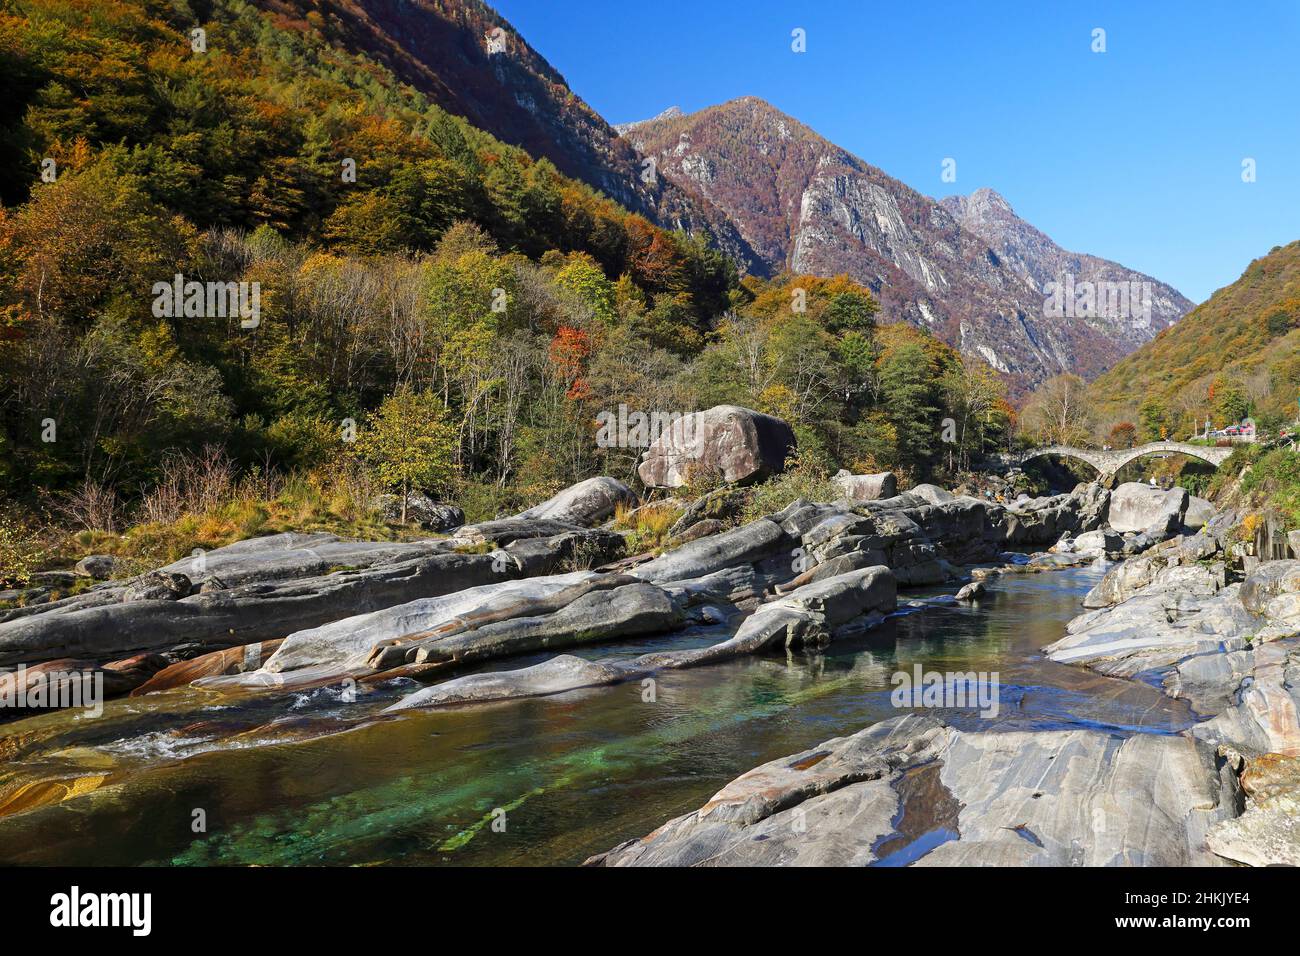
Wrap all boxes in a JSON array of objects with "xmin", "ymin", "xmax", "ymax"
[{"xmin": 492, "ymin": 0, "xmax": 1300, "ymax": 304}]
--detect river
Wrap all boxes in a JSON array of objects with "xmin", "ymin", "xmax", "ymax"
[{"xmin": 0, "ymin": 565, "xmax": 1196, "ymax": 866}]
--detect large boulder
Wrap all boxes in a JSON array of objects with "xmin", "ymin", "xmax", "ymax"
[
  {"xmin": 637, "ymin": 405, "xmax": 795, "ymax": 489},
  {"xmin": 833, "ymin": 471, "xmax": 896, "ymax": 502},
  {"xmin": 1072, "ymin": 482, "xmax": 1111, "ymax": 532},
  {"xmin": 999, "ymin": 493, "xmax": 1080, "ymax": 545},
  {"xmin": 1239, "ymin": 560, "xmax": 1300, "ymax": 617},
  {"xmin": 1108, "ymin": 483, "xmax": 1188, "ymax": 534},
  {"xmin": 517, "ymin": 476, "xmax": 635, "ymax": 526}
]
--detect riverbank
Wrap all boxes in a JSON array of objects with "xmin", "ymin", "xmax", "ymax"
[
  {"xmin": 591, "ymin": 495, "xmax": 1300, "ymax": 867},
  {"xmin": 0, "ymin": 474, "xmax": 1291, "ymax": 866}
]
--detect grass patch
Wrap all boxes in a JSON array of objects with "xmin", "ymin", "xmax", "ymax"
[
  {"xmin": 612, "ymin": 501, "xmax": 683, "ymax": 553},
  {"xmin": 740, "ymin": 456, "xmax": 843, "ymax": 524}
]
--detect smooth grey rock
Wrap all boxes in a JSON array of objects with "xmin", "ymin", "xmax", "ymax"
[
  {"xmin": 1047, "ymin": 584, "xmax": 1256, "ymax": 678},
  {"xmin": 1109, "ymin": 483, "xmax": 1188, "ymax": 534},
  {"xmin": 1183, "ymin": 496, "xmax": 1216, "ymax": 531},
  {"xmin": 157, "ymin": 532, "xmax": 449, "ymax": 587},
  {"xmin": 918, "ymin": 729, "xmax": 1234, "ymax": 866},
  {"xmin": 1240, "ymin": 560, "xmax": 1300, "ymax": 616},
  {"xmin": 955, "ymin": 581, "xmax": 986, "ymax": 601},
  {"xmin": 403, "ymin": 581, "xmax": 683, "ymax": 668},
  {"xmin": 258, "ymin": 571, "xmax": 601, "ymax": 675},
  {"xmin": 631, "ymin": 518, "xmax": 787, "ymax": 586},
  {"xmin": 1206, "ymin": 753, "xmax": 1300, "ymax": 866},
  {"xmin": 908, "ymin": 483, "xmax": 954, "ymax": 505},
  {"xmin": 1072, "ymin": 528, "xmax": 1122, "ymax": 555},
  {"xmin": 121, "ymin": 572, "xmax": 192, "ymax": 602},
  {"xmin": 74, "ymin": 555, "xmax": 118, "ymax": 580},
  {"xmin": 590, "ymin": 715, "xmax": 1233, "ymax": 867},
  {"xmin": 390, "ymin": 567, "xmax": 897, "ymax": 711},
  {"xmin": 637, "ymin": 405, "xmax": 796, "ymax": 488},
  {"xmin": 385, "ymin": 655, "xmax": 630, "ymax": 710},
  {"xmin": 375, "ymin": 492, "xmax": 464, "ymax": 531},
  {"xmin": 451, "ymin": 517, "xmax": 608, "ymax": 549},
  {"xmin": 0, "ymin": 550, "xmax": 517, "ymax": 667},
  {"xmin": 1072, "ymin": 481, "xmax": 1111, "ymax": 532},
  {"xmin": 517, "ymin": 476, "xmax": 636, "ymax": 526},
  {"xmin": 834, "ymin": 471, "xmax": 897, "ymax": 502},
  {"xmin": 587, "ymin": 715, "xmax": 948, "ymax": 866}
]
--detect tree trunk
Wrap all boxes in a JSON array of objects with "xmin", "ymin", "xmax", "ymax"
[{"xmin": 401, "ymin": 477, "xmax": 408, "ymax": 525}]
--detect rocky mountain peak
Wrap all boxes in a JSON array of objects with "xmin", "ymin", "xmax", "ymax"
[{"xmin": 621, "ymin": 101, "xmax": 1194, "ymax": 390}]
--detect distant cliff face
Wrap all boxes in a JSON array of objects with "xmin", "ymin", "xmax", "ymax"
[
  {"xmin": 941, "ymin": 187, "xmax": 1192, "ymax": 346},
  {"xmin": 256, "ymin": 0, "xmax": 766, "ymax": 273},
  {"xmin": 621, "ymin": 98, "xmax": 1193, "ymax": 388}
]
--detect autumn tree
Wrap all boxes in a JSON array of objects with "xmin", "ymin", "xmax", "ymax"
[
  {"xmin": 1108, "ymin": 421, "xmax": 1138, "ymax": 449},
  {"xmin": 1020, "ymin": 374, "xmax": 1093, "ymax": 446},
  {"xmin": 354, "ymin": 388, "xmax": 457, "ymax": 524},
  {"xmin": 1137, "ymin": 397, "xmax": 1169, "ymax": 442},
  {"xmin": 941, "ymin": 358, "xmax": 1009, "ymax": 471}
]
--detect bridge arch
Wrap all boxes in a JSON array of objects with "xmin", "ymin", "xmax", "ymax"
[{"xmin": 1011, "ymin": 442, "xmax": 1233, "ymax": 480}]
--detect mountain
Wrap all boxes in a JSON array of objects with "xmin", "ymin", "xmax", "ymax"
[
  {"xmin": 619, "ymin": 98, "xmax": 1193, "ymax": 388},
  {"xmin": 255, "ymin": 0, "xmax": 765, "ymax": 273},
  {"xmin": 940, "ymin": 187, "xmax": 1192, "ymax": 333},
  {"xmin": 1089, "ymin": 241, "xmax": 1300, "ymax": 428}
]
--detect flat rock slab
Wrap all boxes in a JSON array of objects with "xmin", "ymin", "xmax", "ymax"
[
  {"xmin": 1045, "ymin": 585, "xmax": 1256, "ymax": 679},
  {"xmin": 157, "ymin": 532, "xmax": 450, "ymax": 587},
  {"xmin": 0, "ymin": 551, "xmax": 509, "ymax": 667},
  {"xmin": 589, "ymin": 715, "xmax": 1234, "ymax": 866},
  {"xmin": 917, "ymin": 729, "xmax": 1233, "ymax": 866}
]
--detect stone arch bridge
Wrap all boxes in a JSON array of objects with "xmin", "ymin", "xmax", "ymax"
[{"xmin": 997, "ymin": 442, "xmax": 1234, "ymax": 481}]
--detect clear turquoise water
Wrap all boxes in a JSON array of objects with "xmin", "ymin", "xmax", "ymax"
[{"xmin": 0, "ymin": 567, "xmax": 1193, "ymax": 866}]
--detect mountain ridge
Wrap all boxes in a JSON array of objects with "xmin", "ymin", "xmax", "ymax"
[{"xmin": 618, "ymin": 97, "xmax": 1193, "ymax": 388}]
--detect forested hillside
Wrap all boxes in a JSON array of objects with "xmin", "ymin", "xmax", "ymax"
[
  {"xmin": 1090, "ymin": 241, "xmax": 1300, "ymax": 437},
  {"xmin": 0, "ymin": 0, "xmax": 1011, "ymax": 581}
]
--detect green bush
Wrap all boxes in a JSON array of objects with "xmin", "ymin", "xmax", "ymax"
[{"xmin": 741, "ymin": 455, "xmax": 843, "ymax": 523}]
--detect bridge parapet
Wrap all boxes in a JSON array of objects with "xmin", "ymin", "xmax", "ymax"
[{"xmin": 996, "ymin": 442, "xmax": 1233, "ymax": 479}]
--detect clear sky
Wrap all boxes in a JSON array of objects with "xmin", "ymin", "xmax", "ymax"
[{"xmin": 492, "ymin": 0, "xmax": 1300, "ymax": 304}]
